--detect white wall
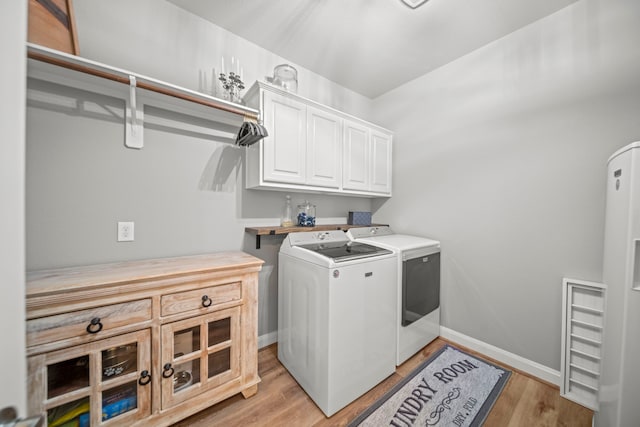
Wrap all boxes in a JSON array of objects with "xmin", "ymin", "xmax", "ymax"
[
  {"xmin": 372, "ymin": 0, "xmax": 640, "ymax": 370},
  {"xmin": 27, "ymin": 0, "xmax": 640, "ymax": 376},
  {"xmin": 0, "ymin": 0, "xmax": 27, "ymax": 415},
  {"xmin": 26, "ymin": 0, "xmax": 375, "ymax": 341},
  {"xmin": 72, "ymin": 0, "xmax": 373, "ymax": 121}
]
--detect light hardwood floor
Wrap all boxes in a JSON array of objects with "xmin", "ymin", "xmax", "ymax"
[{"xmin": 173, "ymin": 337, "xmax": 593, "ymax": 426}]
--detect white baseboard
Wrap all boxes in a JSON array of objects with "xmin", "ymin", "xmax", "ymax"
[
  {"xmin": 440, "ymin": 326, "xmax": 561, "ymax": 386},
  {"xmin": 258, "ymin": 330, "xmax": 278, "ymax": 349},
  {"xmin": 257, "ymin": 327, "xmax": 560, "ymax": 386}
]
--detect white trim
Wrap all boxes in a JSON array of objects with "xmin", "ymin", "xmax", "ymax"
[
  {"xmin": 258, "ymin": 327, "xmax": 562, "ymax": 385},
  {"xmin": 560, "ymin": 278, "xmax": 604, "ymax": 410},
  {"xmin": 440, "ymin": 326, "xmax": 561, "ymax": 386},
  {"xmin": 258, "ymin": 330, "xmax": 278, "ymax": 349}
]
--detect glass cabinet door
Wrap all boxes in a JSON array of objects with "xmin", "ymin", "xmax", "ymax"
[
  {"xmin": 29, "ymin": 329, "xmax": 151, "ymax": 426},
  {"xmin": 161, "ymin": 306, "xmax": 241, "ymax": 408}
]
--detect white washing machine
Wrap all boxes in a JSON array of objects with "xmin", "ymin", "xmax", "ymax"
[
  {"xmin": 347, "ymin": 226, "xmax": 440, "ymax": 365},
  {"xmin": 278, "ymin": 230, "xmax": 397, "ymax": 417}
]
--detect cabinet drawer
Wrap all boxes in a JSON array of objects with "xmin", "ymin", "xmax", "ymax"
[
  {"xmin": 161, "ymin": 282, "xmax": 241, "ymax": 316},
  {"xmin": 27, "ymin": 299, "xmax": 152, "ymax": 347}
]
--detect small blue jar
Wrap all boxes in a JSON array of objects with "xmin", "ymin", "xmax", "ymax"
[{"xmin": 297, "ymin": 200, "xmax": 316, "ymax": 227}]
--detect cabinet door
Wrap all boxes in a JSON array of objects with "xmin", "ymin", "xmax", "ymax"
[
  {"xmin": 343, "ymin": 120, "xmax": 370, "ymax": 191},
  {"xmin": 262, "ymin": 90, "xmax": 307, "ymax": 184},
  {"xmin": 370, "ymin": 130, "xmax": 392, "ymax": 194},
  {"xmin": 160, "ymin": 307, "xmax": 241, "ymax": 409},
  {"xmin": 306, "ymin": 106, "xmax": 342, "ymax": 188},
  {"xmin": 28, "ymin": 329, "xmax": 152, "ymax": 427}
]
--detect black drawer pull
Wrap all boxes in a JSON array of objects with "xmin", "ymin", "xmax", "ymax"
[
  {"xmin": 138, "ymin": 370, "xmax": 151, "ymax": 386},
  {"xmin": 86, "ymin": 317, "xmax": 103, "ymax": 334},
  {"xmin": 201, "ymin": 295, "xmax": 212, "ymax": 307},
  {"xmin": 162, "ymin": 363, "xmax": 175, "ymax": 379}
]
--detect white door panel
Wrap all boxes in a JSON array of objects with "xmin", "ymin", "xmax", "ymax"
[
  {"xmin": 306, "ymin": 106, "xmax": 341, "ymax": 188},
  {"xmin": 263, "ymin": 91, "xmax": 306, "ymax": 183},
  {"xmin": 343, "ymin": 121, "xmax": 369, "ymax": 191}
]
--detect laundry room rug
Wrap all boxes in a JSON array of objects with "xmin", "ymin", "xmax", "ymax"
[{"xmin": 348, "ymin": 345, "xmax": 511, "ymax": 427}]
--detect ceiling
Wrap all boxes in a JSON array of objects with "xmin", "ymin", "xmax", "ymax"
[{"xmin": 167, "ymin": 0, "xmax": 578, "ymax": 99}]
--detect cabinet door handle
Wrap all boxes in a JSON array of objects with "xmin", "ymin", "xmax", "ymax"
[
  {"xmin": 162, "ymin": 363, "xmax": 175, "ymax": 378},
  {"xmin": 201, "ymin": 295, "xmax": 212, "ymax": 308},
  {"xmin": 138, "ymin": 370, "xmax": 151, "ymax": 386},
  {"xmin": 86, "ymin": 317, "xmax": 103, "ymax": 334}
]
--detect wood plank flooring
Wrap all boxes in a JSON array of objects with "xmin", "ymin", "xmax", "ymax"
[{"xmin": 172, "ymin": 337, "xmax": 593, "ymax": 426}]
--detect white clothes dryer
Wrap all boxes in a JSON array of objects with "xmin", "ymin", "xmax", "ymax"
[{"xmin": 347, "ymin": 226, "xmax": 440, "ymax": 365}]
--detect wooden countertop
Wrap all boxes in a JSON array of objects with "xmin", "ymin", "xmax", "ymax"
[
  {"xmin": 26, "ymin": 252, "xmax": 264, "ymax": 298},
  {"xmin": 244, "ymin": 223, "xmax": 385, "ymax": 236}
]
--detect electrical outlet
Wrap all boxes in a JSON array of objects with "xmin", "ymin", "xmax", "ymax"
[{"xmin": 117, "ymin": 221, "xmax": 135, "ymax": 242}]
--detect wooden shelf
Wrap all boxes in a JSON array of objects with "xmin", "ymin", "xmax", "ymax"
[{"xmin": 245, "ymin": 224, "xmax": 386, "ymax": 249}]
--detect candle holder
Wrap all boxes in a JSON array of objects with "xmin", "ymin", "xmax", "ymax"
[{"xmin": 219, "ymin": 72, "xmax": 245, "ymax": 104}]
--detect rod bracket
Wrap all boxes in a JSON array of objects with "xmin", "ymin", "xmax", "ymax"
[{"xmin": 125, "ymin": 75, "xmax": 144, "ymax": 149}]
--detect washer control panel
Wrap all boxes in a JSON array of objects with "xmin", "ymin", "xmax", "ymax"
[{"xmin": 288, "ymin": 230, "xmax": 348, "ymax": 246}]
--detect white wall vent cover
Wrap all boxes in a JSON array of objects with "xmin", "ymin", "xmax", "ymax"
[{"xmin": 560, "ymin": 278, "xmax": 606, "ymax": 411}]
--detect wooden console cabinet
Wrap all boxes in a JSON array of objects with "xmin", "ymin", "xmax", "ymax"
[{"xmin": 25, "ymin": 252, "xmax": 263, "ymax": 426}]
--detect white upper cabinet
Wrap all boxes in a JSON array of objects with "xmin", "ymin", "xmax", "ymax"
[
  {"xmin": 343, "ymin": 121, "xmax": 393, "ymax": 195},
  {"xmin": 244, "ymin": 82, "xmax": 392, "ymax": 197},
  {"xmin": 262, "ymin": 90, "xmax": 307, "ymax": 184},
  {"xmin": 343, "ymin": 120, "xmax": 370, "ymax": 192},
  {"xmin": 306, "ymin": 105, "xmax": 342, "ymax": 188},
  {"xmin": 370, "ymin": 130, "xmax": 393, "ymax": 194}
]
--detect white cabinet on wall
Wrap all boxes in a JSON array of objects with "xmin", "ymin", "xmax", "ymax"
[
  {"xmin": 261, "ymin": 90, "xmax": 307, "ymax": 184},
  {"xmin": 306, "ymin": 105, "xmax": 342, "ymax": 188},
  {"xmin": 370, "ymin": 130, "xmax": 393, "ymax": 194},
  {"xmin": 244, "ymin": 81, "xmax": 392, "ymax": 197},
  {"xmin": 343, "ymin": 121, "xmax": 392, "ymax": 194},
  {"xmin": 343, "ymin": 120, "xmax": 369, "ymax": 192}
]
